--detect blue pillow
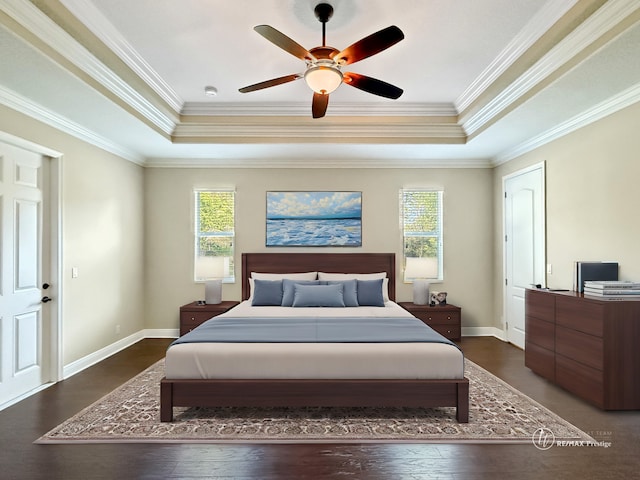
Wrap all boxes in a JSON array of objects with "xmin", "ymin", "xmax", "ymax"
[
  {"xmin": 251, "ymin": 279, "xmax": 283, "ymax": 306},
  {"xmin": 356, "ymin": 279, "xmax": 385, "ymax": 307},
  {"xmin": 292, "ymin": 283, "xmax": 345, "ymax": 307},
  {"xmin": 281, "ymin": 279, "xmax": 321, "ymax": 306},
  {"xmin": 322, "ymin": 279, "xmax": 359, "ymax": 307}
]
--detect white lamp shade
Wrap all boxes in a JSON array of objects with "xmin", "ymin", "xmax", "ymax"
[
  {"xmin": 205, "ymin": 279, "xmax": 223, "ymax": 304},
  {"xmin": 195, "ymin": 256, "xmax": 226, "ymax": 280},
  {"xmin": 404, "ymin": 257, "xmax": 438, "ymax": 280}
]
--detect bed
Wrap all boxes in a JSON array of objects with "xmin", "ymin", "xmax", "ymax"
[{"xmin": 161, "ymin": 253, "xmax": 469, "ymax": 422}]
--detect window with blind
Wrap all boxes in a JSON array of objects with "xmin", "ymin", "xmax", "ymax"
[
  {"xmin": 401, "ymin": 189, "xmax": 443, "ymax": 282},
  {"xmin": 194, "ymin": 190, "xmax": 235, "ymax": 282}
]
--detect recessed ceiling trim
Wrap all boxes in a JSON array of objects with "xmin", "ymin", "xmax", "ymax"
[
  {"xmin": 59, "ymin": 0, "xmax": 184, "ymax": 113},
  {"xmin": 181, "ymin": 102, "xmax": 459, "ymax": 117},
  {"xmin": 172, "ymin": 123, "xmax": 467, "ymax": 142},
  {"xmin": 0, "ymin": 84, "xmax": 144, "ymax": 165},
  {"xmin": 144, "ymin": 157, "xmax": 493, "ymax": 169},
  {"xmin": 462, "ymin": 0, "xmax": 640, "ymax": 137},
  {"xmin": 2, "ymin": 0, "xmax": 177, "ymax": 135},
  {"xmin": 456, "ymin": 0, "xmax": 578, "ymax": 113},
  {"xmin": 493, "ymin": 81, "xmax": 640, "ymax": 166}
]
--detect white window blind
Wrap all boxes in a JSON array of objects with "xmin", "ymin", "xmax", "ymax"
[
  {"xmin": 194, "ymin": 190, "xmax": 235, "ymax": 282},
  {"xmin": 401, "ymin": 189, "xmax": 443, "ymax": 282}
]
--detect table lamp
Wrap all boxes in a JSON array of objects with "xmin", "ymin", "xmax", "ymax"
[{"xmin": 405, "ymin": 257, "xmax": 437, "ymax": 305}]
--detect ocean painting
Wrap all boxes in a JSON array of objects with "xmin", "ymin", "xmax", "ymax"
[{"xmin": 266, "ymin": 192, "xmax": 362, "ymax": 246}]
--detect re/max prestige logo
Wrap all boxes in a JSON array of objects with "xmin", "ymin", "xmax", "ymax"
[{"xmin": 532, "ymin": 428, "xmax": 612, "ymax": 449}]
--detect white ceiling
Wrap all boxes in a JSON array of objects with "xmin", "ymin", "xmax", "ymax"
[{"xmin": 1, "ymin": 0, "xmax": 639, "ymax": 167}]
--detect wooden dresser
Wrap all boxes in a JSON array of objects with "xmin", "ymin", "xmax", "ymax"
[
  {"xmin": 179, "ymin": 301, "xmax": 239, "ymax": 336},
  {"xmin": 525, "ymin": 288, "xmax": 640, "ymax": 410},
  {"xmin": 398, "ymin": 302, "xmax": 461, "ymax": 341}
]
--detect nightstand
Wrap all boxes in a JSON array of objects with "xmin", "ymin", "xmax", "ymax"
[
  {"xmin": 179, "ymin": 300, "xmax": 239, "ymax": 336},
  {"xmin": 398, "ymin": 302, "xmax": 461, "ymax": 341}
]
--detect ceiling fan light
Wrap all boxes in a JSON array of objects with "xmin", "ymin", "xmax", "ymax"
[{"xmin": 304, "ymin": 65, "xmax": 343, "ymax": 94}]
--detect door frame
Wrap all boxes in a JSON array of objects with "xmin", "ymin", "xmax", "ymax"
[
  {"xmin": 0, "ymin": 131, "xmax": 63, "ymax": 402},
  {"xmin": 502, "ymin": 161, "xmax": 546, "ymax": 343}
]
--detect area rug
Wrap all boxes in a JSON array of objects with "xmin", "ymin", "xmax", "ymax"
[{"xmin": 36, "ymin": 359, "xmax": 593, "ymax": 444}]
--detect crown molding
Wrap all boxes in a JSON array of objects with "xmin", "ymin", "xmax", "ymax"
[
  {"xmin": 0, "ymin": 85, "xmax": 144, "ymax": 165},
  {"xmin": 462, "ymin": 0, "xmax": 640, "ymax": 137},
  {"xmin": 144, "ymin": 156, "xmax": 493, "ymax": 169},
  {"xmin": 455, "ymin": 0, "xmax": 578, "ymax": 113},
  {"xmin": 181, "ymin": 102, "xmax": 459, "ymax": 117},
  {"xmin": 2, "ymin": 0, "xmax": 177, "ymax": 136},
  {"xmin": 493, "ymin": 81, "xmax": 640, "ymax": 166},
  {"xmin": 172, "ymin": 120, "xmax": 467, "ymax": 143},
  {"xmin": 59, "ymin": 0, "xmax": 184, "ymax": 113}
]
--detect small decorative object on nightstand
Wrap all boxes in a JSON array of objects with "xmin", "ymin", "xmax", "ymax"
[
  {"xmin": 398, "ymin": 302, "xmax": 461, "ymax": 341},
  {"xmin": 179, "ymin": 300, "xmax": 239, "ymax": 336}
]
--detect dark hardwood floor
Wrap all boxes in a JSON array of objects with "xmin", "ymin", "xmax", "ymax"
[{"xmin": 1, "ymin": 337, "xmax": 638, "ymax": 479}]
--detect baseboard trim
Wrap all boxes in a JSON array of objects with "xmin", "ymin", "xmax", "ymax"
[{"xmin": 462, "ymin": 326, "xmax": 506, "ymax": 341}]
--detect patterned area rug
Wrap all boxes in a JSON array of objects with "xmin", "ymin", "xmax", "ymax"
[{"xmin": 36, "ymin": 359, "xmax": 593, "ymax": 444}]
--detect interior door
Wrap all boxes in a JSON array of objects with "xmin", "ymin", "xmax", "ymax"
[
  {"xmin": 0, "ymin": 141, "xmax": 50, "ymax": 406},
  {"xmin": 504, "ymin": 163, "xmax": 545, "ymax": 349}
]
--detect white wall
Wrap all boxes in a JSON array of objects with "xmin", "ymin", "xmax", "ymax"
[
  {"xmin": 0, "ymin": 105, "xmax": 145, "ymax": 366},
  {"xmin": 144, "ymin": 167, "xmax": 495, "ymax": 332},
  {"xmin": 493, "ymin": 101, "xmax": 640, "ymax": 329}
]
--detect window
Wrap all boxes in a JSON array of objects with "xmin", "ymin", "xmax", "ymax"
[
  {"xmin": 194, "ymin": 190, "xmax": 235, "ymax": 282},
  {"xmin": 401, "ymin": 189, "xmax": 443, "ymax": 282}
]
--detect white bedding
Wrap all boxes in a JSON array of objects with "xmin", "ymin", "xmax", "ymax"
[{"xmin": 165, "ymin": 300, "xmax": 464, "ymax": 380}]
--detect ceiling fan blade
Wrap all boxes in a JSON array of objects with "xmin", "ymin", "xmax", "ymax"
[
  {"xmin": 254, "ymin": 25, "xmax": 316, "ymax": 61},
  {"xmin": 334, "ymin": 26, "xmax": 404, "ymax": 66},
  {"xmin": 312, "ymin": 92, "xmax": 329, "ymax": 118},
  {"xmin": 343, "ymin": 72, "xmax": 403, "ymax": 99},
  {"xmin": 239, "ymin": 74, "xmax": 302, "ymax": 93}
]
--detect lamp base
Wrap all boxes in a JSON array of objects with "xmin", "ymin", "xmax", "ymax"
[
  {"xmin": 205, "ymin": 279, "xmax": 222, "ymax": 304},
  {"xmin": 412, "ymin": 279, "xmax": 430, "ymax": 305}
]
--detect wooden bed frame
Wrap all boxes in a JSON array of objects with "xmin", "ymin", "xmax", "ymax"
[{"xmin": 160, "ymin": 252, "xmax": 469, "ymax": 422}]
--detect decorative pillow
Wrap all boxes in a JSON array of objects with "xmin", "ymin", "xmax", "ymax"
[
  {"xmin": 281, "ymin": 279, "xmax": 321, "ymax": 306},
  {"xmin": 356, "ymin": 279, "xmax": 385, "ymax": 307},
  {"xmin": 321, "ymin": 279, "xmax": 359, "ymax": 307},
  {"xmin": 318, "ymin": 272, "xmax": 389, "ymax": 302},
  {"xmin": 248, "ymin": 272, "xmax": 317, "ymax": 302},
  {"xmin": 251, "ymin": 279, "xmax": 284, "ymax": 306},
  {"xmin": 292, "ymin": 283, "xmax": 345, "ymax": 308}
]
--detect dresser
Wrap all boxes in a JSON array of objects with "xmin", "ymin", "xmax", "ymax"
[
  {"xmin": 525, "ymin": 288, "xmax": 640, "ymax": 410},
  {"xmin": 398, "ymin": 302, "xmax": 461, "ymax": 341},
  {"xmin": 179, "ymin": 301, "xmax": 239, "ymax": 336}
]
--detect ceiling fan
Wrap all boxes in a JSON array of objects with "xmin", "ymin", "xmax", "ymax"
[{"xmin": 238, "ymin": 2, "xmax": 404, "ymax": 118}]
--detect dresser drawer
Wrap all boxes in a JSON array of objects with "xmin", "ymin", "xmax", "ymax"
[
  {"xmin": 556, "ymin": 326, "xmax": 603, "ymax": 370},
  {"xmin": 526, "ymin": 315, "xmax": 555, "ymax": 351},
  {"xmin": 556, "ymin": 296, "xmax": 604, "ymax": 337},
  {"xmin": 556, "ymin": 354, "xmax": 604, "ymax": 408},
  {"xmin": 525, "ymin": 289, "xmax": 555, "ymax": 321},
  {"xmin": 525, "ymin": 341, "xmax": 555, "ymax": 381},
  {"xmin": 414, "ymin": 310, "xmax": 460, "ymax": 325}
]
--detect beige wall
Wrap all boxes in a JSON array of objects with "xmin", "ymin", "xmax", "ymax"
[
  {"xmin": 0, "ymin": 105, "xmax": 145, "ymax": 366},
  {"xmin": 144, "ymin": 167, "xmax": 494, "ymax": 332},
  {"xmin": 493, "ymin": 102, "xmax": 640, "ymax": 329}
]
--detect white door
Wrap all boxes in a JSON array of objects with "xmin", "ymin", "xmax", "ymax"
[
  {"xmin": 0, "ymin": 141, "xmax": 51, "ymax": 406},
  {"xmin": 504, "ymin": 163, "xmax": 545, "ymax": 349}
]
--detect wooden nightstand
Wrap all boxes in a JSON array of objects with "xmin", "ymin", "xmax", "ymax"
[
  {"xmin": 398, "ymin": 302, "xmax": 462, "ymax": 341},
  {"xmin": 179, "ymin": 300, "xmax": 239, "ymax": 336}
]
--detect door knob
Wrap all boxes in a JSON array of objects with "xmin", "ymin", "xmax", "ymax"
[{"xmin": 41, "ymin": 296, "xmax": 52, "ymax": 303}]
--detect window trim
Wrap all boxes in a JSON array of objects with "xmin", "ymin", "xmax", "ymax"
[{"xmin": 401, "ymin": 188, "xmax": 443, "ymax": 283}]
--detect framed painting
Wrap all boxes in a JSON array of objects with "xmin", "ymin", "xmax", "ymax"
[{"xmin": 266, "ymin": 191, "xmax": 362, "ymax": 247}]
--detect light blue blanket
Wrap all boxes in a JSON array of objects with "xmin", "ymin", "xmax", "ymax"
[{"xmin": 171, "ymin": 316, "xmax": 458, "ymax": 349}]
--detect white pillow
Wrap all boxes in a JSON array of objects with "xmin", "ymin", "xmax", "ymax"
[
  {"xmin": 251, "ymin": 272, "xmax": 317, "ymax": 280},
  {"xmin": 248, "ymin": 272, "xmax": 318, "ymax": 301},
  {"xmin": 317, "ymin": 272, "xmax": 389, "ymax": 302}
]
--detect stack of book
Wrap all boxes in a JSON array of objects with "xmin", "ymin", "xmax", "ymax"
[{"xmin": 583, "ymin": 280, "xmax": 640, "ymax": 299}]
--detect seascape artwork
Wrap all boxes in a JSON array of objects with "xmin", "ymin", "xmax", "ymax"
[{"xmin": 266, "ymin": 192, "xmax": 362, "ymax": 246}]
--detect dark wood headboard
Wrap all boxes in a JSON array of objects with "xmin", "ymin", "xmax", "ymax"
[{"xmin": 241, "ymin": 253, "xmax": 396, "ymax": 301}]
